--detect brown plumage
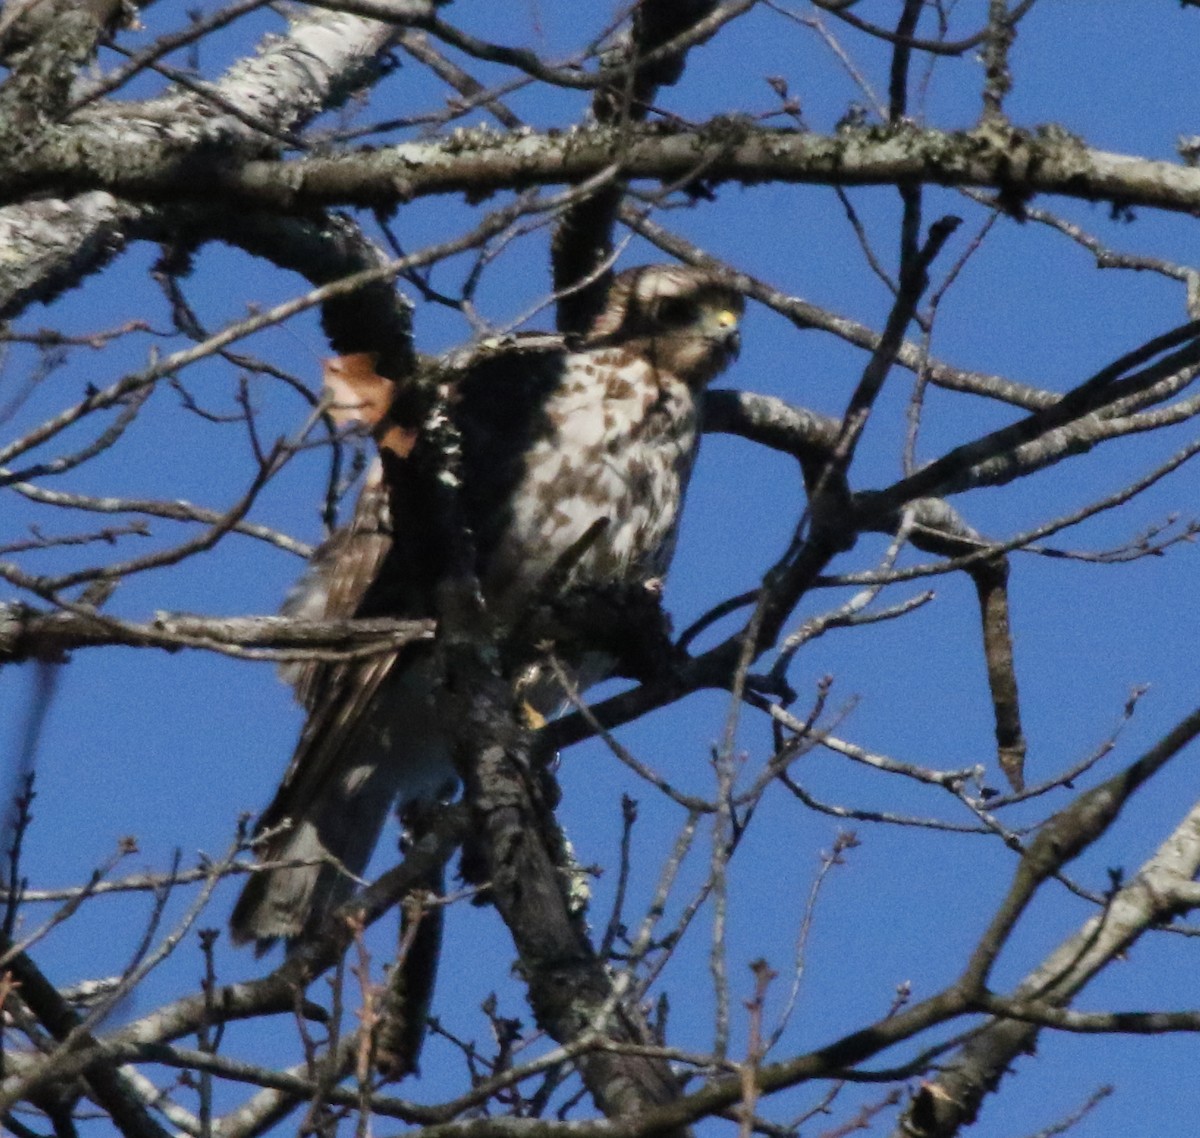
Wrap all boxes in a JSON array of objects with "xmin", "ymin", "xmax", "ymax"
[{"xmin": 231, "ymin": 265, "xmax": 743, "ymax": 951}]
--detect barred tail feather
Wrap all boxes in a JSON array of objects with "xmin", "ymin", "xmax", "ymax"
[
  {"xmin": 230, "ymin": 755, "xmax": 408, "ymax": 950},
  {"xmin": 231, "ymin": 710, "xmax": 457, "ymax": 952}
]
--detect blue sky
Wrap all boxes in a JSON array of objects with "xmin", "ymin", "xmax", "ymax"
[{"xmin": 3, "ymin": 2, "xmax": 1200, "ymax": 1134}]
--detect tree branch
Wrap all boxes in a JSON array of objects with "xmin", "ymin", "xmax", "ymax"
[
  {"xmin": 17, "ymin": 121, "xmax": 1200, "ymax": 217},
  {"xmin": 0, "ymin": 606, "xmax": 432, "ymax": 663},
  {"xmin": 899, "ymin": 779, "xmax": 1200, "ymax": 1137}
]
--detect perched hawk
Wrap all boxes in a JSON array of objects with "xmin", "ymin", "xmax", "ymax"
[{"xmin": 231, "ymin": 264, "xmax": 743, "ymax": 948}]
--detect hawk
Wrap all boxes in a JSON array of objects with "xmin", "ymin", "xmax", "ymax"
[{"xmin": 230, "ymin": 264, "xmax": 744, "ymax": 948}]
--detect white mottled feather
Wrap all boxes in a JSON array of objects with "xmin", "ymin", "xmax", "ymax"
[{"xmin": 231, "ymin": 264, "xmax": 743, "ymax": 949}]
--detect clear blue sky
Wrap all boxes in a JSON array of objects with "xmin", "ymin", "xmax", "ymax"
[{"xmin": 3, "ymin": 2, "xmax": 1200, "ymax": 1134}]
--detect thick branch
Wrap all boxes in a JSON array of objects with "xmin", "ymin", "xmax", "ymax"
[
  {"xmin": 16, "ymin": 121, "xmax": 1200, "ymax": 217},
  {"xmin": 446, "ymin": 656, "xmax": 687, "ymax": 1128},
  {"xmin": 0, "ymin": 5, "xmax": 406, "ymax": 319},
  {"xmin": 552, "ymin": 0, "xmax": 727, "ymax": 332},
  {"xmin": 0, "ymin": 606, "xmax": 432, "ymax": 663}
]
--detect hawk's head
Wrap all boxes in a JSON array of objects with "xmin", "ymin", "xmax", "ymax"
[{"xmin": 587, "ymin": 264, "xmax": 744, "ymax": 387}]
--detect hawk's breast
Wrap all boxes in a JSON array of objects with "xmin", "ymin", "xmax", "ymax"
[{"xmin": 482, "ymin": 347, "xmax": 700, "ymax": 622}]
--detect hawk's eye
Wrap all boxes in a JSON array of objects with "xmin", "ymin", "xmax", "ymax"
[{"xmin": 655, "ymin": 296, "xmax": 697, "ymax": 327}]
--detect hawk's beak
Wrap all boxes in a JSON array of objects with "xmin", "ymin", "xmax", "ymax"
[{"xmin": 712, "ymin": 308, "xmax": 741, "ymax": 360}]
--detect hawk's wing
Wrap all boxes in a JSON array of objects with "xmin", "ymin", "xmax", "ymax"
[
  {"xmin": 281, "ymin": 462, "xmax": 395, "ymax": 712},
  {"xmin": 252, "ymin": 463, "xmax": 403, "ymax": 840}
]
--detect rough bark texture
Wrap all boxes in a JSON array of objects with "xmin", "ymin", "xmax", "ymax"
[
  {"xmin": 551, "ymin": 0, "xmax": 725, "ymax": 333},
  {"xmin": 443, "ymin": 642, "xmax": 687, "ymax": 1129},
  {"xmin": 8, "ymin": 120, "xmax": 1200, "ymax": 219}
]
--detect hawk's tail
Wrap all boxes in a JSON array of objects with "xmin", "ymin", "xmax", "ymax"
[
  {"xmin": 230, "ymin": 730, "xmax": 457, "ymax": 953},
  {"xmin": 230, "ymin": 753, "xmax": 411, "ymax": 952}
]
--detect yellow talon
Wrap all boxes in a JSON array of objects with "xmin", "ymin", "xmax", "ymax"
[{"xmin": 520, "ymin": 701, "xmax": 547, "ymax": 730}]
